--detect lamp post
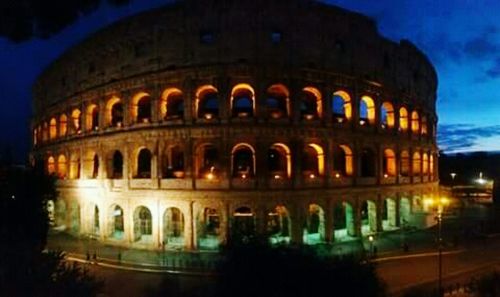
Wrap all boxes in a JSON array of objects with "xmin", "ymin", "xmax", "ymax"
[
  {"xmin": 436, "ymin": 197, "xmax": 449, "ymax": 297},
  {"xmin": 368, "ymin": 235, "xmax": 374, "ymax": 257}
]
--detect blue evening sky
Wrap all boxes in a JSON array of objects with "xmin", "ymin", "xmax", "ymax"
[{"xmin": 0, "ymin": 0, "xmax": 499, "ymax": 161}]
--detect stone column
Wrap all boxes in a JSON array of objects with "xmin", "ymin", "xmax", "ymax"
[
  {"xmin": 290, "ymin": 204, "xmax": 304, "ymax": 245},
  {"xmin": 185, "ymin": 202, "xmax": 195, "ymax": 250},
  {"xmin": 292, "ymin": 139, "xmax": 303, "ymax": 188},
  {"xmin": 324, "ymin": 201, "xmax": 333, "ymax": 243}
]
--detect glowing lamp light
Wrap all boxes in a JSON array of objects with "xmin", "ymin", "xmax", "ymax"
[
  {"xmin": 336, "ymin": 117, "xmax": 344, "ymax": 123},
  {"xmin": 241, "ymin": 174, "xmax": 247, "ymax": 179},
  {"xmin": 368, "ymin": 235, "xmax": 374, "ymax": 242},
  {"xmin": 206, "ymin": 172, "xmax": 215, "ymax": 180},
  {"xmin": 274, "ymin": 174, "xmax": 281, "ymax": 179},
  {"xmin": 439, "ymin": 197, "xmax": 449, "ymax": 205},
  {"xmin": 335, "ymin": 173, "xmax": 341, "ymax": 178},
  {"xmin": 309, "ymin": 173, "xmax": 316, "ymax": 179},
  {"xmin": 383, "ymin": 173, "xmax": 388, "ymax": 178},
  {"xmin": 424, "ymin": 198, "xmax": 435, "ymax": 206},
  {"xmin": 204, "ymin": 113, "xmax": 213, "ymax": 120},
  {"xmin": 359, "ymin": 119, "xmax": 366, "ymax": 126}
]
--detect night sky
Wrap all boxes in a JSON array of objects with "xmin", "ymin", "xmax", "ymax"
[{"xmin": 1, "ymin": 0, "xmax": 499, "ymax": 162}]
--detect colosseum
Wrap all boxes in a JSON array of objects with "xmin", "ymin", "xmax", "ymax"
[{"xmin": 32, "ymin": 0, "xmax": 438, "ymax": 251}]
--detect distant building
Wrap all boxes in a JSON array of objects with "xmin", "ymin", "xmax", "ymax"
[{"xmin": 31, "ymin": 0, "xmax": 439, "ymax": 250}]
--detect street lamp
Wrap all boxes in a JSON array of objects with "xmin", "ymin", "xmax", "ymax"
[
  {"xmin": 435, "ymin": 197, "xmax": 449, "ymax": 297},
  {"xmin": 368, "ymin": 235, "xmax": 374, "ymax": 257}
]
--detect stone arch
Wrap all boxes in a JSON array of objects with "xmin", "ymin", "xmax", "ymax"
[
  {"xmin": 49, "ymin": 117, "xmax": 57, "ymax": 140},
  {"xmin": 197, "ymin": 207, "xmax": 222, "ymax": 250},
  {"xmin": 85, "ymin": 104, "xmax": 99, "ymax": 131},
  {"xmin": 163, "ymin": 207, "xmax": 185, "ymax": 248},
  {"xmin": 359, "ymin": 95, "xmax": 375, "ymax": 125},
  {"xmin": 47, "ymin": 155, "xmax": 55, "ymax": 175},
  {"xmin": 304, "ymin": 203, "xmax": 325, "ymax": 244},
  {"xmin": 161, "ymin": 88, "xmax": 184, "ymax": 120},
  {"xmin": 412, "ymin": 151, "xmax": 421, "ymax": 175},
  {"xmin": 57, "ymin": 154, "xmax": 67, "ymax": 178},
  {"xmin": 267, "ymin": 205, "xmax": 291, "ymax": 245},
  {"xmin": 382, "ymin": 197, "xmax": 398, "ymax": 230},
  {"xmin": 383, "ymin": 149, "xmax": 396, "ymax": 177},
  {"xmin": 422, "ymin": 153, "xmax": 429, "ymax": 174},
  {"xmin": 231, "ymin": 143, "xmax": 256, "ymax": 178},
  {"xmin": 69, "ymin": 152, "xmax": 81, "ymax": 179},
  {"xmin": 196, "ymin": 85, "xmax": 219, "ymax": 120},
  {"xmin": 332, "ymin": 90, "xmax": 352, "ymax": 121},
  {"xmin": 111, "ymin": 150, "xmax": 123, "ymax": 179},
  {"xmin": 361, "ymin": 200, "xmax": 377, "ymax": 235},
  {"xmin": 231, "ymin": 83, "xmax": 255, "ymax": 118},
  {"xmin": 333, "ymin": 201, "xmax": 356, "ymax": 240},
  {"xmin": 133, "ymin": 206, "xmax": 152, "ymax": 242},
  {"xmin": 59, "ymin": 114, "xmax": 67, "ymax": 137},
  {"xmin": 411, "ymin": 110, "xmax": 420, "ymax": 134},
  {"xmin": 265, "ymin": 84, "xmax": 289, "ymax": 119},
  {"xmin": 136, "ymin": 148, "xmax": 152, "ymax": 178},
  {"xmin": 302, "ymin": 143, "xmax": 325, "ymax": 177},
  {"xmin": 131, "ymin": 92, "xmax": 152, "ymax": 123},
  {"xmin": 232, "ymin": 206, "xmax": 255, "ymax": 242},
  {"xmin": 108, "ymin": 204, "xmax": 124, "ymax": 239},
  {"xmin": 163, "ymin": 144, "xmax": 185, "ymax": 178},
  {"xmin": 268, "ymin": 143, "xmax": 292, "ymax": 178},
  {"xmin": 381, "ymin": 102, "xmax": 395, "ymax": 128},
  {"xmin": 106, "ymin": 96, "xmax": 123, "ymax": 127},
  {"xmin": 196, "ymin": 143, "xmax": 219, "ymax": 178},
  {"xmin": 360, "ymin": 147, "xmax": 376, "ymax": 177},
  {"xmin": 334, "ymin": 145, "xmax": 353, "ymax": 177},
  {"xmin": 399, "ymin": 197, "xmax": 411, "ymax": 227},
  {"xmin": 301, "ymin": 86, "xmax": 322, "ymax": 120},
  {"xmin": 400, "ymin": 150, "xmax": 410, "ymax": 177},
  {"xmin": 399, "ymin": 107, "xmax": 409, "ymax": 131},
  {"xmin": 71, "ymin": 108, "xmax": 82, "ymax": 134}
]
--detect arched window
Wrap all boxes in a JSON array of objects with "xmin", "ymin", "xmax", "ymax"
[
  {"xmin": 200, "ymin": 208, "xmax": 220, "ymax": 237},
  {"xmin": 42, "ymin": 122, "xmax": 48, "ymax": 141},
  {"xmin": 266, "ymin": 84, "xmax": 289, "ymax": 119},
  {"xmin": 400, "ymin": 150, "xmax": 410, "ymax": 176},
  {"xmin": 110, "ymin": 205, "xmax": 124, "ymax": 238},
  {"xmin": 137, "ymin": 148, "xmax": 152, "ymax": 178},
  {"xmin": 421, "ymin": 116, "xmax": 428, "ymax": 135},
  {"xmin": 422, "ymin": 153, "xmax": 429, "ymax": 174},
  {"xmin": 334, "ymin": 145, "xmax": 353, "ymax": 176},
  {"xmin": 412, "ymin": 152, "xmax": 421, "ymax": 175},
  {"xmin": 411, "ymin": 111, "xmax": 420, "ymax": 134},
  {"xmin": 231, "ymin": 144, "xmax": 255, "ymax": 178},
  {"xmin": 162, "ymin": 88, "xmax": 184, "ymax": 120},
  {"xmin": 164, "ymin": 145, "xmax": 185, "ymax": 178},
  {"xmin": 86, "ymin": 104, "xmax": 99, "ymax": 131},
  {"xmin": 268, "ymin": 143, "xmax": 291, "ymax": 178},
  {"xmin": 106, "ymin": 97, "xmax": 123, "ymax": 127},
  {"xmin": 198, "ymin": 144, "xmax": 219, "ymax": 178},
  {"xmin": 380, "ymin": 102, "xmax": 394, "ymax": 129},
  {"xmin": 71, "ymin": 109, "xmax": 82, "ymax": 134},
  {"xmin": 92, "ymin": 154, "xmax": 99, "ymax": 178},
  {"xmin": 332, "ymin": 91, "xmax": 352, "ymax": 122},
  {"xmin": 137, "ymin": 95, "xmax": 152, "ymax": 123},
  {"xmin": 360, "ymin": 148, "xmax": 376, "ymax": 177},
  {"xmin": 399, "ymin": 107, "xmax": 408, "ymax": 132},
  {"xmin": 196, "ymin": 85, "xmax": 219, "ymax": 120},
  {"xmin": 301, "ymin": 87, "xmax": 322, "ymax": 120},
  {"xmin": 231, "ymin": 84, "xmax": 254, "ymax": 118},
  {"xmin": 134, "ymin": 206, "xmax": 152, "ymax": 240},
  {"xmin": 57, "ymin": 154, "xmax": 67, "ymax": 178},
  {"xmin": 383, "ymin": 149, "xmax": 396, "ymax": 177},
  {"xmin": 164, "ymin": 207, "xmax": 184, "ymax": 241},
  {"xmin": 47, "ymin": 156, "xmax": 55, "ymax": 174},
  {"xmin": 359, "ymin": 96, "xmax": 375, "ymax": 125},
  {"xmin": 112, "ymin": 151, "xmax": 123, "ymax": 179},
  {"xmin": 69, "ymin": 154, "xmax": 81, "ymax": 179},
  {"xmin": 430, "ymin": 154, "xmax": 435, "ymax": 176},
  {"xmin": 49, "ymin": 118, "xmax": 57, "ymax": 139},
  {"xmin": 302, "ymin": 144, "xmax": 324, "ymax": 177},
  {"xmin": 59, "ymin": 114, "xmax": 67, "ymax": 137}
]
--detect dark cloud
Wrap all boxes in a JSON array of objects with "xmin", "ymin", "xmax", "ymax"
[
  {"xmin": 485, "ymin": 57, "xmax": 500, "ymax": 78},
  {"xmin": 463, "ymin": 37, "xmax": 499, "ymax": 58},
  {"xmin": 415, "ymin": 32, "xmax": 463, "ymax": 66},
  {"xmin": 438, "ymin": 124, "xmax": 500, "ymax": 152}
]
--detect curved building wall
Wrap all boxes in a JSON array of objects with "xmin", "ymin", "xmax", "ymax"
[{"xmin": 32, "ymin": 0, "xmax": 438, "ymax": 250}]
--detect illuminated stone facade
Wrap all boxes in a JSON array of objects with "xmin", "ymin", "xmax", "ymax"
[{"xmin": 32, "ymin": 0, "xmax": 439, "ymax": 250}]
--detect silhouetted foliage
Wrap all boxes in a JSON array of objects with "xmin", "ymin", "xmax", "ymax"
[
  {"xmin": 0, "ymin": 163, "xmax": 103, "ymax": 296},
  {"xmin": 476, "ymin": 272, "xmax": 500, "ymax": 297},
  {"xmin": 0, "ymin": 0, "xmax": 131, "ymax": 42}
]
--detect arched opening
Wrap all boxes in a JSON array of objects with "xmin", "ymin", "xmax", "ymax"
[
  {"xmin": 133, "ymin": 206, "xmax": 152, "ymax": 242},
  {"xmin": 430, "ymin": 154, "xmax": 435, "ymax": 177},
  {"xmin": 382, "ymin": 198, "xmax": 398, "ymax": 230},
  {"xmin": 162, "ymin": 88, "xmax": 184, "ymax": 120},
  {"xmin": 59, "ymin": 114, "xmax": 67, "ymax": 137},
  {"xmin": 231, "ymin": 84, "xmax": 254, "ymax": 118},
  {"xmin": 267, "ymin": 205, "xmax": 291, "ymax": 245},
  {"xmin": 268, "ymin": 143, "xmax": 291, "ymax": 178},
  {"xmin": 71, "ymin": 109, "xmax": 82, "ymax": 134},
  {"xmin": 304, "ymin": 204, "xmax": 325, "ymax": 245},
  {"xmin": 110, "ymin": 100, "xmax": 124, "ymax": 127},
  {"xmin": 359, "ymin": 95, "xmax": 375, "ymax": 125},
  {"xmin": 361, "ymin": 200, "xmax": 377, "ymax": 235},
  {"xmin": 334, "ymin": 145, "xmax": 353, "ymax": 177},
  {"xmin": 334, "ymin": 202, "xmax": 356, "ymax": 240},
  {"xmin": 42, "ymin": 122, "xmax": 48, "ymax": 141},
  {"xmin": 86, "ymin": 104, "xmax": 99, "ymax": 131},
  {"xmin": 399, "ymin": 107, "xmax": 409, "ymax": 132},
  {"xmin": 411, "ymin": 111, "xmax": 420, "ymax": 134},
  {"xmin": 108, "ymin": 205, "xmax": 124, "ymax": 239},
  {"xmin": 164, "ymin": 145, "xmax": 185, "ymax": 178},
  {"xmin": 232, "ymin": 206, "xmax": 255, "ymax": 243},
  {"xmin": 383, "ymin": 149, "xmax": 396, "ymax": 177},
  {"xmin": 137, "ymin": 148, "xmax": 152, "ymax": 178},
  {"xmin": 302, "ymin": 143, "xmax": 324, "ymax": 178},
  {"xmin": 49, "ymin": 118, "xmax": 57, "ymax": 140},
  {"xmin": 380, "ymin": 102, "xmax": 395, "ymax": 129},
  {"xmin": 332, "ymin": 90, "xmax": 352, "ymax": 122},
  {"xmin": 360, "ymin": 148, "xmax": 376, "ymax": 177},
  {"xmin": 33, "ymin": 129, "xmax": 38, "ymax": 146},
  {"xmin": 421, "ymin": 116, "xmax": 428, "ymax": 135},
  {"xmin": 92, "ymin": 154, "xmax": 99, "ymax": 179},
  {"xmin": 399, "ymin": 197, "xmax": 411, "ymax": 227},
  {"xmin": 400, "ymin": 150, "xmax": 410, "ymax": 177},
  {"xmin": 47, "ymin": 156, "xmax": 55, "ymax": 175},
  {"xmin": 57, "ymin": 154, "xmax": 67, "ymax": 179},
  {"xmin": 112, "ymin": 151, "xmax": 123, "ymax": 179},
  {"xmin": 422, "ymin": 153, "xmax": 429, "ymax": 175},
  {"xmin": 231, "ymin": 144, "xmax": 255, "ymax": 178},
  {"xmin": 301, "ymin": 87, "xmax": 322, "ymax": 120},
  {"xmin": 412, "ymin": 152, "xmax": 421, "ymax": 175},
  {"xmin": 163, "ymin": 207, "xmax": 185, "ymax": 248},
  {"xmin": 265, "ymin": 84, "xmax": 289, "ymax": 119},
  {"xmin": 198, "ymin": 144, "xmax": 219, "ymax": 178},
  {"xmin": 197, "ymin": 207, "xmax": 221, "ymax": 250},
  {"xmin": 137, "ymin": 95, "xmax": 152, "ymax": 123},
  {"xmin": 69, "ymin": 154, "xmax": 80, "ymax": 179},
  {"xmin": 196, "ymin": 85, "xmax": 219, "ymax": 120}
]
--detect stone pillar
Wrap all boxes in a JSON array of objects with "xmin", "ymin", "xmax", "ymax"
[
  {"xmin": 376, "ymin": 195, "xmax": 383, "ymax": 232},
  {"xmin": 150, "ymin": 84, "xmax": 160, "ymax": 123},
  {"xmin": 324, "ymin": 201, "xmax": 333, "ymax": 243},
  {"xmin": 185, "ymin": 202, "xmax": 195, "ymax": 250},
  {"xmin": 290, "ymin": 204, "xmax": 304, "ymax": 245},
  {"xmin": 292, "ymin": 139, "xmax": 303, "ymax": 188},
  {"xmin": 255, "ymin": 141, "xmax": 269, "ymax": 189},
  {"xmin": 216, "ymin": 76, "xmax": 230, "ymax": 124},
  {"xmin": 322, "ymin": 86, "xmax": 332, "ymax": 126}
]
